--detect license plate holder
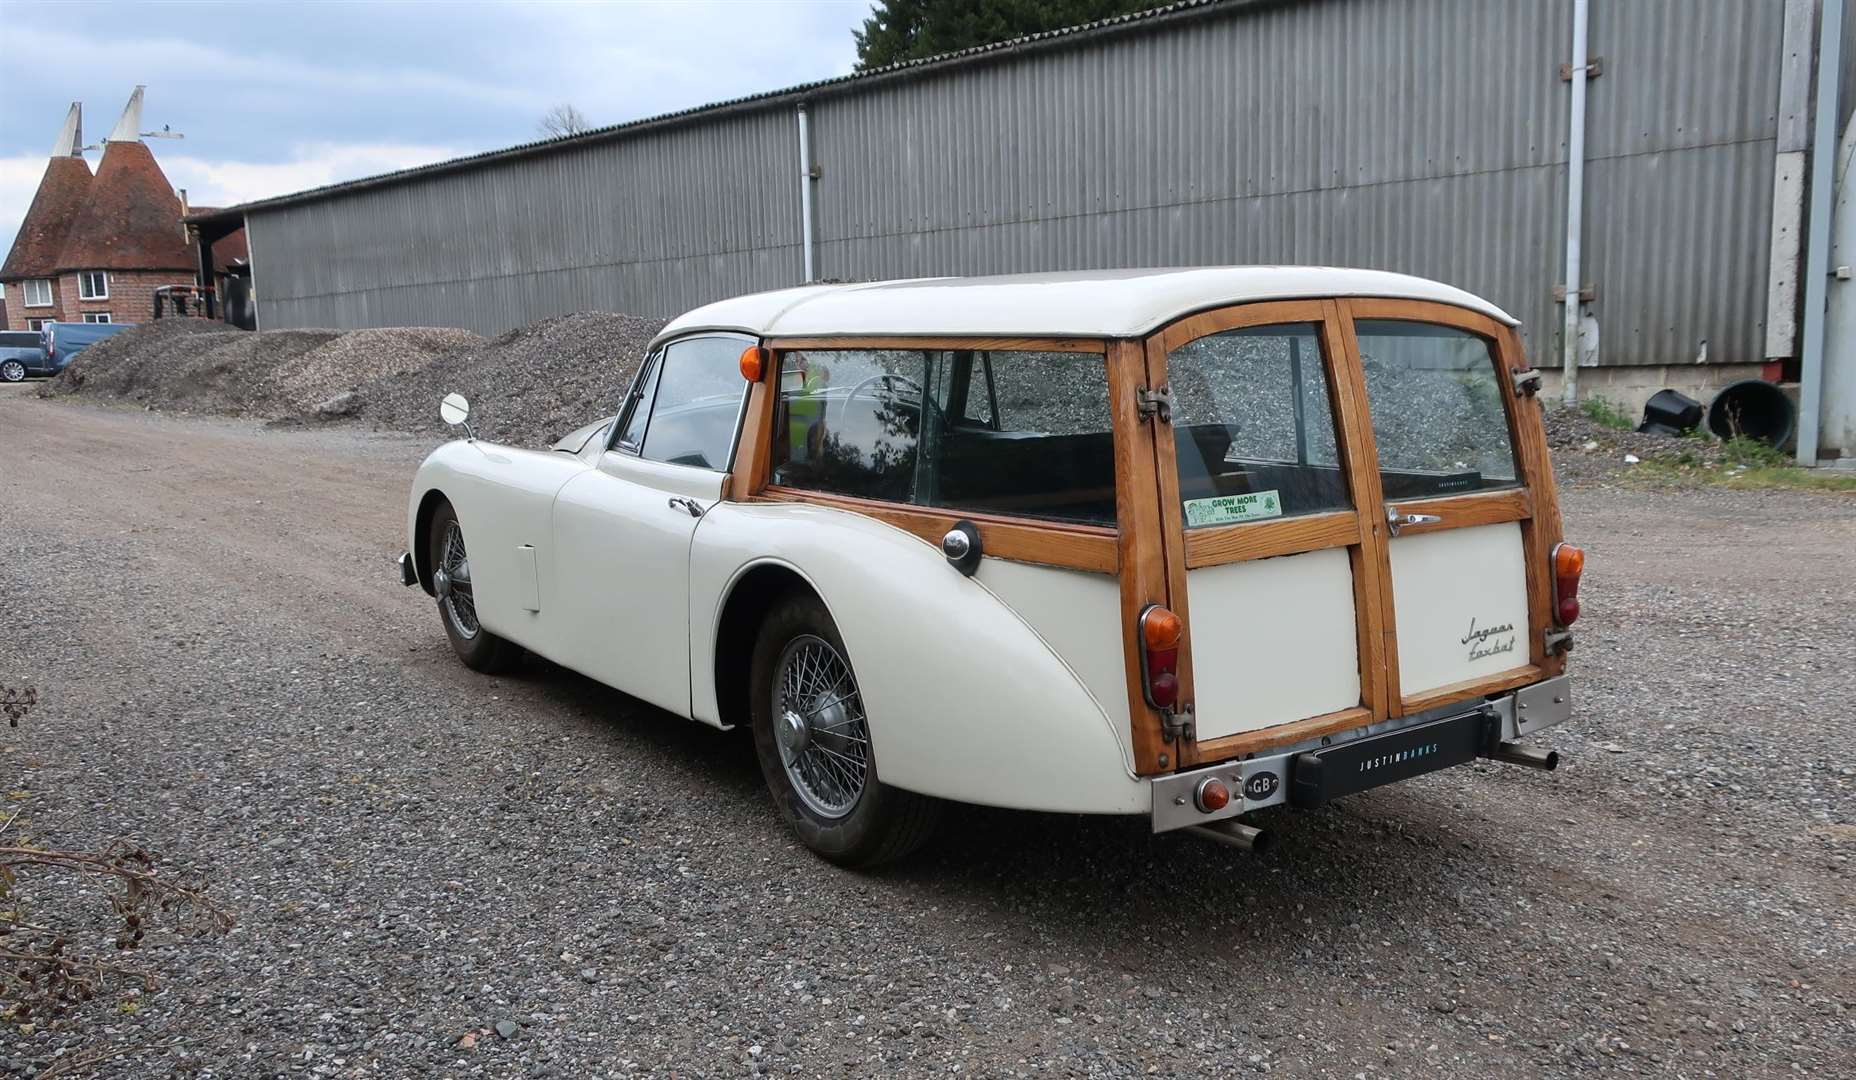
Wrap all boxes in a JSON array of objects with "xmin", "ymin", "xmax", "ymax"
[{"xmin": 1289, "ymin": 710, "xmax": 1495, "ymax": 808}]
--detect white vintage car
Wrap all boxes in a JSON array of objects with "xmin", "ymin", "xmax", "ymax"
[{"xmin": 399, "ymin": 268, "xmax": 1580, "ymax": 865}]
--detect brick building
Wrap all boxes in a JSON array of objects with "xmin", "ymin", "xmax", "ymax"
[{"xmin": 1, "ymin": 91, "xmax": 198, "ymax": 331}]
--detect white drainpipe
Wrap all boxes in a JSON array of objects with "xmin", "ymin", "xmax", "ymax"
[
  {"xmin": 1560, "ymin": 0, "xmax": 1590, "ymax": 407},
  {"xmin": 797, "ymin": 103, "xmax": 815, "ymax": 282},
  {"xmin": 1797, "ymin": 0, "xmax": 1845, "ymax": 465}
]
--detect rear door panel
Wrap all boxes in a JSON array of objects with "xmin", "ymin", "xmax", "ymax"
[
  {"xmin": 1141, "ymin": 298, "xmax": 1561, "ymax": 769},
  {"xmin": 1386, "ymin": 520, "xmax": 1530, "ymax": 695},
  {"xmin": 1185, "ymin": 546, "xmax": 1359, "ymax": 741}
]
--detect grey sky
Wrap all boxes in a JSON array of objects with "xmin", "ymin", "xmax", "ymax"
[{"xmin": 0, "ymin": 0, "xmax": 869, "ymax": 262}]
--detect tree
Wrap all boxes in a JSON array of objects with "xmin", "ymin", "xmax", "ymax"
[
  {"xmin": 853, "ymin": 0, "xmax": 1167, "ymax": 70},
  {"xmin": 537, "ymin": 103, "xmax": 591, "ymax": 139}
]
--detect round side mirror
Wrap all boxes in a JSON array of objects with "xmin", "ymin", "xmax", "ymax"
[{"xmin": 439, "ymin": 393, "xmax": 471, "ymax": 427}]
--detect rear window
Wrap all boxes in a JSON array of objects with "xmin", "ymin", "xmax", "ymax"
[
  {"xmin": 1165, "ymin": 323, "xmax": 1352, "ymax": 527},
  {"xmin": 1354, "ymin": 320, "xmax": 1518, "ymax": 498},
  {"xmin": 0, "ymin": 332, "xmax": 39, "ymax": 347},
  {"xmin": 771, "ymin": 348, "xmax": 1116, "ymax": 526}
]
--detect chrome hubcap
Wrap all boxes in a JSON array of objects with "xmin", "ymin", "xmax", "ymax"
[
  {"xmin": 778, "ymin": 709, "xmax": 811, "ymax": 754},
  {"xmin": 438, "ymin": 522, "xmax": 478, "ymax": 639},
  {"xmin": 773, "ymin": 634, "xmax": 869, "ymax": 819},
  {"xmin": 1, "ymin": 361, "xmax": 23, "ymax": 381}
]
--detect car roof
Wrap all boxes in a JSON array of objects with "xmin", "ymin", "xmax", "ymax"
[{"xmin": 651, "ymin": 267, "xmax": 1519, "ymax": 347}]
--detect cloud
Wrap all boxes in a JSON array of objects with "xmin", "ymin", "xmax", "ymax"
[
  {"xmin": 160, "ymin": 143, "xmax": 467, "ymax": 209},
  {"xmin": 1, "ymin": 0, "xmax": 867, "ymax": 266}
]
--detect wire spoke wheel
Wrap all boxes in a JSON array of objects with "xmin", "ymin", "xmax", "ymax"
[
  {"xmin": 438, "ymin": 521, "xmax": 479, "ymax": 639},
  {"xmin": 773, "ymin": 634, "xmax": 869, "ymax": 819}
]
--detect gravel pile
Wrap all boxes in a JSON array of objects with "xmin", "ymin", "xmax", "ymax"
[
  {"xmin": 39, "ymin": 312, "xmax": 663, "ymax": 448},
  {"xmin": 269, "ymin": 327, "xmax": 485, "ymax": 415},
  {"xmin": 350, "ymin": 312, "xmax": 663, "ymax": 445}
]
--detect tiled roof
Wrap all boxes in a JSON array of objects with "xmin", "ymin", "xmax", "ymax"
[
  {"xmin": 56, "ymin": 140, "xmax": 194, "ymax": 272},
  {"xmin": 0, "ymin": 156, "xmax": 93, "ymax": 280}
]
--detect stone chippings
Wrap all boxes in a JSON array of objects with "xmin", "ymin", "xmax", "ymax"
[
  {"xmin": 0, "ymin": 394, "xmax": 1852, "ymax": 1078},
  {"xmin": 358, "ymin": 312, "xmax": 662, "ymax": 445},
  {"xmin": 41, "ymin": 311, "xmax": 665, "ymax": 448}
]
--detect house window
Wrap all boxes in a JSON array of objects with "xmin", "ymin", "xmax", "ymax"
[
  {"xmin": 23, "ymin": 278, "xmax": 53, "ymax": 307},
  {"xmin": 82, "ymin": 312, "xmax": 112, "ymax": 324},
  {"xmin": 26, "ymin": 318, "xmax": 52, "ymax": 332},
  {"xmin": 78, "ymin": 270, "xmax": 109, "ymax": 300}
]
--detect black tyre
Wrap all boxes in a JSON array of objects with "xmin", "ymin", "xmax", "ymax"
[
  {"xmin": 749, "ymin": 590, "xmax": 940, "ymax": 867},
  {"xmin": 427, "ymin": 500, "xmax": 523, "ymax": 674},
  {"xmin": 0, "ymin": 360, "xmax": 25, "ymax": 383}
]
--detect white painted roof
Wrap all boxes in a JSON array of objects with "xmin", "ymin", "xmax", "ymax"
[{"xmin": 651, "ymin": 267, "xmax": 1518, "ymax": 346}]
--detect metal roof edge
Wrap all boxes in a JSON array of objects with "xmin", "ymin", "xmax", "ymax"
[{"xmin": 194, "ymin": 0, "xmax": 1277, "ymax": 220}]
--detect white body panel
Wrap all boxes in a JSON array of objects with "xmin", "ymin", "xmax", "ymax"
[
  {"xmin": 408, "ymin": 440, "xmax": 589, "ymax": 643},
  {"xmin": 1388, "ymin": 522, "xmax": 1531, "ymax": 695},
  {"xmin": 1184, "ymin": 546, "xmax": 1361, "ymax": 740},
  {"xmin": 547, "ymin": 453, "xmax": 724, "ymax": 715},
  {"xmin": 973, "ymin": 559, "xmax": 1132, "ymax": 752},
  {"xmin": 687, "ymin": 502, "xmax": 1145, "ymax": 815},
  {"xmin": 655, "ymin": 267, "xmax": 1518, "ymax": 346}
]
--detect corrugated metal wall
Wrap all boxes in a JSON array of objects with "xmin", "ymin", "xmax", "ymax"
[
  {"xmin": 252, "ymin": 108, "xmax": 803, "ymax": 334},
  {"xmin": 249, "ymin": 0, "xmax": 1789, "ymax": 366}
]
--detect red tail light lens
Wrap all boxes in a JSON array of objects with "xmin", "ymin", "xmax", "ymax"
[
  {"xmin": 1194, "ymin": 776, "xmax": 1230, "ymax": 813},
  {"xmin": 1138, "ymin": 604, "xmax": 1182, "ymax": 711},
  {"xmin": 1552, "ymin": 542, "xmax": 1584, "ymax": 626}
]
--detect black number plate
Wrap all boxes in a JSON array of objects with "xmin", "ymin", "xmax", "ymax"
[{"xmin": 1289, "ymin": 710, "xmax": 1494, "ymax": 809}]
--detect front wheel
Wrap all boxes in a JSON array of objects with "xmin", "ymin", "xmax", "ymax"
[
  {"xmin": 749, "ymin": 591, "xmax": 940, "ymax": 867},
  {"xmin": 426, "ymin": 501, "xmax": 522, "ymax": 673},
  {"xmin": 0, "ymin": 360, "xmax": 25, "ymax": 382}
]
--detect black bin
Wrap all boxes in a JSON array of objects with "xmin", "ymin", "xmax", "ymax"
[
  {"xmin": 1638, "ymin": 389, "xmax": 1702, "ymax": 436},
  {"xmin": 1706, "ymin": 380, "xmax": 1796, "ymax": 448}
]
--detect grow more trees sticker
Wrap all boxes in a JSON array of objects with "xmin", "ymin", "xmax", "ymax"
[{"xmin": 1183, "ymin": 490, "xmax": 1283, "ymax": 527}]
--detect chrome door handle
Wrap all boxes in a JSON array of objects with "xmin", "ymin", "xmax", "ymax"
[
  {"xmin": 667, "ymin": 496, "xmax": 706, "ymax": 518},
  {"xmin": 1385, "ymin": 506, "xmax": 1442, "ymax": 536}
]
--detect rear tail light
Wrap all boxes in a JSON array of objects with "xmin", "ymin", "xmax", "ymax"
[
  {"xmin": 1552, "ymin": 542, "xmax": 1584, "ymax": 626},
  {"xmin": 1138, "ymin": 604, "xmax": 1182, "ymax": 711},
  {"xmin": 1193, "ymin": 776, "xmax": 1230, "ymax": 813}
]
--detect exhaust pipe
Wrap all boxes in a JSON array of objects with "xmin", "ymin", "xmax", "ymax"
[
  {"xmin": 1184, "ymin": 820, "xmax": 1272, "ymax": 853},
  {"xmin": 1486, "ymin": 742, "xmax": 1559, "ymax": 771}
]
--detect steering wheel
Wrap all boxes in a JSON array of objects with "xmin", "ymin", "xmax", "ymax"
[{"xmin": 834, "ymin": 372, "xmax": 926, "ymax": 427}]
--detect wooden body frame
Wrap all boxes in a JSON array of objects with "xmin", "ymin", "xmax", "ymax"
[{"xmin": 723, "ymin": 305, "xmax": 1566, "ymax": 776}]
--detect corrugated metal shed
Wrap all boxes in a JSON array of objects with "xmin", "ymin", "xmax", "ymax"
[{"xmin": 229, "ymin": 0, "xmax": 1794, "ymax": 368}]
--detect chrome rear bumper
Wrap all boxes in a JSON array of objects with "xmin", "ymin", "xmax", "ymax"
[
  {"xmin": 396, "ymin": 551, "xmax": 418, "ymax": 588},
  {"xmin": 1152, "ymin": 675, "xmax": 1572, "ymax": 834}
]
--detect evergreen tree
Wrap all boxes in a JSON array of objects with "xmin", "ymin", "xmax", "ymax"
[{"xmin": 853, "ymin": 0, "xmax": 1168, "ymax": 71}]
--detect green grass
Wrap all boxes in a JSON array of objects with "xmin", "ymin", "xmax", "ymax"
[
  {"xmin": 1631, "ymin": 456, "xmax": 1856, "ymax": 493},
  {"xmin": 1579, "ymin": 395, "xmax": 1635, "ymax": 431}
]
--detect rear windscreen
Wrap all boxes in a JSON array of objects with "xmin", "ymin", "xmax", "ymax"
[
  {"xmin": 1166, "ymin": 323, "xmax": 1353, "ymax": 527},
  {"xmin": 771, "ymin": 348, "xmax": 1116, "ymax": 527},
  {"xmin": 1354, "ymin": 320, "xmax": 1518, "ymax": 499}
]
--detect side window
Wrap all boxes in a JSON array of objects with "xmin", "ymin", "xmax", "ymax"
[
  {"xmin": 1166, "ymin": 323, "xmax": 1350, "ymax": 527},
  {"xmin": 1354, "ymin": 320, "xmax": 1517, "ymax": 497},
  {"xmin": 770, "ymin": 348, "xmax": 1116, "ymax": 525},
  {"xmin": 613, "ymin": 353, "xmax": 662, "ymax": 453},
  {"xmin": 637, "ymin": 337, "xmax": 750, "ymax": 471}
]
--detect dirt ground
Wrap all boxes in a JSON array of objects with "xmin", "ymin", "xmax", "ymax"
[{"xmin": 1, "ymin": 385, "xmax": 1851, "ymax": 1078}]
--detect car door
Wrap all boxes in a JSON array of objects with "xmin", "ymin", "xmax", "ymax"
[
  {"xmin": 1138, "ymin": 299, "xmax": 1562, "ymax": 771},
  {"xmin": 549, "ymin": 334, "xmax": 752, "ymax": 716},
  {"xmin": 1338, "ymin": 300, "xmax": 1560, "ymax": 713}
]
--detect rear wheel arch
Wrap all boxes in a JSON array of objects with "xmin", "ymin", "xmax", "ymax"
[
  {"xmin": 412, "ymin": 488, "xmax": 451, "ymax": 595},
  {"xmin": 713, "ymin": 562, "xmax": 823, "ymax": 730}
]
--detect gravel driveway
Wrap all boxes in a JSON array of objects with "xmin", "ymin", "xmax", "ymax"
[{"xmin": 1, "ymin": 389, "xmax": 1851, "ymax": 1078}]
